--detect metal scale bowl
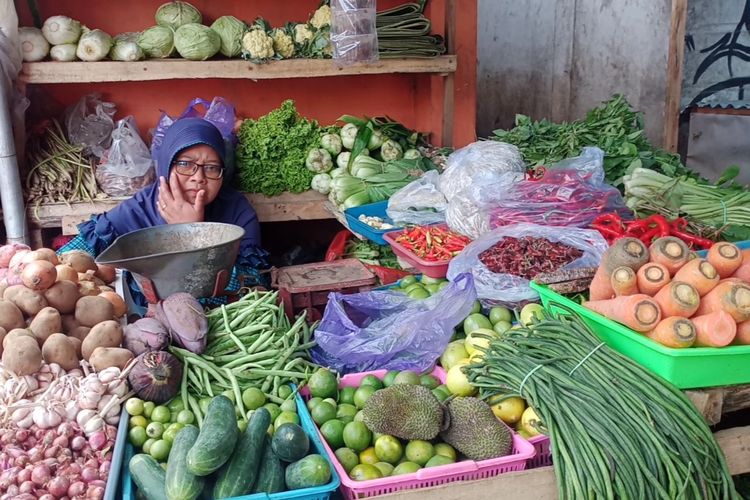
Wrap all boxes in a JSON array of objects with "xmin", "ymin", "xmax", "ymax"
[{"xmin": 96, "ymin": 222, "xmax": 244, "ymax": 303}]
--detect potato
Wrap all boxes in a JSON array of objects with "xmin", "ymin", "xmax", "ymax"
[
  {"xmin": 42, "ymin": 333, "xmax": 79, "ymax": 371},
  {"xmin": 89, "ymin": 347, "xmax": 133, "ymax": 371},
  {"xmin": 3, "ymin": 284, "xmax": 24, "ymax": 302},
  {"xmin": 59, "ymin": 250, "xmax": 97, "ymax": 273},
  {"xmin": 99, "ymin": 292, "xmax": 127, "ymax": 318},
  {"xmin": 23, "ymin": 248, "xmax": 59, "ymax": 266},
  {"xmin": 3, "ymin": 328, "xmax": 33, "ymax": 350},
  {"xmin": 55, "ymin": 264, "xmax": 78, "ymax": 283},
  {"xmin": 75, "ymin": 296, "xmax": 115, "ymax": 327},
  {"xmin": 78, "ymin": 272, "xmax": 105, "ymax": 287},
  {"xmin": 6, "ymin": 287, "xmax": 48, "ymax": 317},
  {"xmin": 44, "ymin": 280, "xmax": 80, "ymax": 314},
  {"xmin": 99, "ymin": 286, "xmax": 115, "ymax": 294},
  {"xmin": 81, "ymin": 320, "xmax": 123, "ymax": 360},
  {"xmin": 28, "ymin": 307, "xmax": 62, "ymax": 347},
  {"xmin": 2, "ymin": 335, "xmax": 42, "ymax": 376},
  {"xmin": 0, "ymin": 327, "xmax": 6, "ymax": 357},
  {"xmin": 95, "ymin": 264, "xmax": 116, "ymax": 284},
  {"xmin": 68, "ymin": 337, "xmax": 82, "ymax": 358},
  {"xmin": 0, "ymin": 279, "xmax": 8, "ymax": 298},
  {"xmin": 78, "ymin": 281, "xmax": 99, "ymax": 297},
  {"xmin": 69, "ymin": 326, "xmax": 91, "ymax": 344},
  {"xmin": 61, "ymin": 314, "xmax": 80, "ymax": 334},
  {"xmin": 0, "ymin": 299, "xmax": 25, "ymax": 331}
]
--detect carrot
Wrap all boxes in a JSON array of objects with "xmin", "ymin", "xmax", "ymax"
[
  {"xmin": 602, "ymin": 238, "xmax": 649, "ymax": 274},
  {"xmin": 671, "ymin": 258, "xmax": 720, "ymax": 296},
  {"xmin": 735, "ymin": 320, "xmax": 750, "ymax": 345},
  {"xmin": 646, "ymin": 317, "xmax": 696, "ymax": 348},
  {"xmin": 732, "ymin": 262, "xmax": 750, "ymax": 282},
  {"xmin": 583, "ymin": 294, "xmax": 661, "ymax": 332},
  {"xmin": 648, "ymin": 237, "xmax": 691, "ymax": 274},
  {"xmin": 589, "ymin": 266, "xmax": 614, "ymax": 301},
  {"xmin": 653, "ymin": 281, "xmax": 700, "ymax": 318},
  {"xmin": 691, "ymin": 311, "xmax": 737, "ymax": 347},
  {"xmin": 707, "ymin": 242, "xmax": 743, "ymax": 278},
  {"xmin": 636, "ymin": 263, "xmax": 670, "ymax": 296},
  {"xmin": 694, "ymin": 280, "xmax": 750, "ymax": 322},
  {"xmin": 610, "ymin": 266, "xmax": 638, "ymax": 296}
]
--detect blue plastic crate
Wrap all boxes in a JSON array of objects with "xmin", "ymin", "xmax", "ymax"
[
  {"xmin": 344, "ymin": 201, "xmax": 400, "ymax": 245},
  {"xmin": 120, "ymin": 394, "xmax": 339, "ymax": 500}
]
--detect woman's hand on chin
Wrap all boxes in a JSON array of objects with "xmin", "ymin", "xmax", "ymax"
[{"xmin": 157, "ymin": 172, "xmax": 207, "ymax": 224}]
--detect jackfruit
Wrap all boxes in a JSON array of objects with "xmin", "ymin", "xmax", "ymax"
[
  {"xmin": 362, "ymin": 384, "xmax": 447, "ymax": 440},
  {"xmin": 440, "ymin": 397, "xmax": 513, "ymax": 461}
]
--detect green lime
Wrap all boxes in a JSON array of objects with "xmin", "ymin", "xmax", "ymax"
[
  {"xmin": 374, "ymin": 435, "xmax": 403, "ymax": 464},
  {"xmin": 149, "ymin": 439, "xmax": 171, "ymax": 462},
  {"xmin": 322, "ymin": 398, "xmax": 338, "ymax": 408},
  {"xmin": 238, "ymin": 420, "xmax": 248, "ymax": 432},
  {"xmin": 162, "ymin": 423, "xmax": 184, "ymax": 444},
  {"xmin": 463, "ymin": 313, "xmax": 492, "ymax": 334},
  {"xmin": 383, "ymin": 371, "xmax": 399, "ymax": 387},
  {"xmin": 198, "ymin": 398, "xmax": 211, "ymax": 415},
  {"xmin": 146, "ymin": 422, "xmax": 164, "ymax": 439},
  {"xmin": 176, "ymin": 410, "xmax": 195, "ymax": 425},
  {"xmin": 392, "ymin": 461, "xmax": 421, "ymax": 475},
  {"xmin": 424, "ymin": 284, "xmax": 441, "ymax": 295},
  {"xmin": 129, "ymin": 415, "xmax": 148, "ymax": 429},
  {"xmin": 167, "ymin": 398, "xmax": 184, "ymax": 413},
  {"xmin": 420, "ymin": 275, "xmax": 444, "ymax": 285},
  {"xmin": 308, "ymin": 368, "xmax": 339, "ymax": 399},
  {"xmin": 433, "ymin": 443, "xmax": 457, "ymax": 461},
  {"xmin": 336, "ymin": 403, "xmax": 358, "ymax": 424},
  {"xmin": 426, "ymin": 454, "xmax": 455, "ymax": 467},
  {"xmin": 353, "ymin": 386, "xmax": 377, "ymax": 409},
  {"xmin": 277, "ymin": 385, "xmax": 293, "ymax": 400},
  {"xmin": 125, "ymin": 398, "xmax": 144, "ymax": 416},
  {"xmin": 143, "ymin": 401, "xmax": 155, "ymax": 419},
  {"xmin": 374, "ymin": 462, "xmax": 394, "ymax": 477},
  {"xmin": 280, "ymin": 399, "xmax": 297, "ymax": 413},
  {"xmin": 431, "ymin": 386, "xmax": 450, "ymax": 402},
  {"xmin": 350, "ymin": 463, "xmax": 382, "ymax": 481},
  {"xmin": 242, "ymin": 387, "xmax": 267, "ymax": 410},
  {"xmin": 420, "ymin": 374, "xmax": 440, "ymax": 390},
  {"xmin": 359, "ymin": 447, "xmax": 379, "ymax": 465},
  {"xmin": 407, "ymin": 287, "xmax": 430, "ymax": 299},
  {"xmin": 360, "ymin": 374, "xmax": 384, "ymax": 390},
  {"xmin": 399, "ymin": 275, "xmax": 418, "ymax": 288},
  {"xmin": 489, "ymin": 307, "xmax": 513, "ymax": 325},
  {"xmin": 263, "ymin": 403, "xmax": 281, "ymax": 422},
  {"xmin": 393, "ymin": 371, "xmax": 420, "ymax": 385},
  {"xmin": 320, "ymin": 419, "xmax": 346, "ymax": 449},
  {"xmin": 470, "ymin": 300, "xmax": 482, "ymax": 314},
  {"xmin": 142, "ymin": 438, "xmax": 156, "ymax": 455},
  {"xmin": 128, "ymin": 426, "xmax": 147, "ymax": 448},
  {"xmin": 150, "ymin": 406, "xmax": 171, "ymax": 424},
  {"xmin": 335, "ymin": 448, "xmax": 360, "ymax": 474},
  {"xmin": 275, "ymin": 411, "xmax": 300, "ymax": 428},
  {"xmin": 343, "ymin": 421, "xmax": 372, "ymax": 453},
  {"xmin": 520, "ymin": 303, "xmax": 545, "ymax": 326},
  {"xmin": 371, "ymin": 431, "xmax": 385, "ymax": 446},
  {"xmin": 339, "ymin": 387, "xmax": 356, "ymax": 405},
  {"xmin": 307, "ymin": 397, "xmax": 323, "ymax": 411},
  {"xmin": 405, "ymin": 440, "xmax": 434, "ymax": 466},
  {"xmin": 354, "ymin": 411, "xmax": 365, "ymax": 422},
  {"xmin": 493, "ymin": 320, "xmax": 512, "ymax": 335},
  {"xmin": 437, "ymin": 281, "xmax": 450, "ymax": 290},
  {"xmin": 221, "ymin": 390, "xmax": 235, "ymax": 403},
  {"xmin": 311, "ymin": 402, "xmax": 337, "ymax": 426}
]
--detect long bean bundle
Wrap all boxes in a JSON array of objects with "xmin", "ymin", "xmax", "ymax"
[
  {"xmin": 376, "ymin": 2, "xmax": 446, "ymax": 58},
  {"xmin": 466, "ymin": 311, "xmax": 738, "ymax": 500},
  {"xmin": 170, "ymin": 291, "xmax": 319, "ymax": 425}
]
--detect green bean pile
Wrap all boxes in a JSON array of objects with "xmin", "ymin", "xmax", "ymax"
[
  {"xmin": 466, "ymin": 311, "xmax": 738, "ymax": 500},
  {"xmin": 169, "ymin": 291, "xmax": 318, "ymax": 426}
]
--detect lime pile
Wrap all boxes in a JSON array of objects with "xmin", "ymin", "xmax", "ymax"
[{"xmin": 389, "ymin": 275, "xmax": 449, "ymax": 299}]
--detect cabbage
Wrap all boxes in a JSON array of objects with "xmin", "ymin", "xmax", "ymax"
[
  {"xmin": 42, "ymin": 15, "xmax": 82, "ymax": 45},
  {"xmin": 110, "ymin": 34, "xmax": 145, "ymax": 61},
  {"xmin": 174, "ymin": 23, "xmax": 220, "ymax": 61},
  {"xmin": 210, "ymin": 15, "xmax": 246, "ymax": 58},
  {"xmin": 76, "ymin": 29, "xmax": 112, "ymax": 62},
  {"xmin": 138, "ymin": 26, "xmax": 175, "ymax": 58},
  {"xmin": 19, "ymin": 27, "xmax": 50, "ymax": 62},
  {"xmin": 50, "ymin": 43, "xmax": 77, "ymax": 62},
  {"xmin": 155, "ymin": 1, "xmax": 202, "ymax": 30}
]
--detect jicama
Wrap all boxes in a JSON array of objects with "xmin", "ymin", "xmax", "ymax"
[
  {"xmin": 583, "ymin": 294, "xmax": 661, "ymax": 332},
  {"xmin": 636, "ymin": 263, "xmax": 670, "ymax": 296},
  {"xmin": 672, "ymin": 258, "xmax": 719, "ymax": 296},
  {"xmin": 707, "ymin": 242, "xmax": 743, "ymax": 278},
  {"xmin": 653, "ymin": 281, "xmax": 700, "ymax": 318},
  {"xmin": 646, "ymin": 316, "xmax": 696, "ymax": 348},
  {"xmin": 692, "ymin": 311, "xmax": 736, "ymax": 347}
]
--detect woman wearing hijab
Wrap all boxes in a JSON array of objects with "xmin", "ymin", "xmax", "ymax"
[{"xmin": 58, "ymin": 117, "xmax": 268, "ymax": 301}]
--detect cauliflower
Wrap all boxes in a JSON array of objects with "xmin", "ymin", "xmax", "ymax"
[
  {"xmin": 271, "ymin": 28, "xmax": 294, "ymax": 58},
  {"xmin": 305, "ymin": 148, "xmax": 333, "ymax": 173},
  {"xmin": 310, "ymin": 5, "xmax": 332, "ymax": 29},
  {"xmin": 321, "ymin": 133, "xmax": 343, "ymax": 156},
  {"xmin": 381, "ymin": 139, "xmax": 404, "ymax": 161},
  {"xmin": 311, "ymin": 173, "xmax": 332, "ymax": 195},
  {"xmin": 242, "ymin": 29, "xmax": 274, "ymax": 60},
  {"xmin": 294, "ymin": 23, "xmax": 314, "ymax": 45}
]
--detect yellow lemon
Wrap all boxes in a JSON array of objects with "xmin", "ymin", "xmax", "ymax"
[
  {"xmin": 519, "ymin": 406, "xmax": 544, "ymax": 437},
  {"xmin": 489, "ymin": 396, "xmax": 526, "ymax": 425},
  {"xmin": 440, "ymin": 341, "xmax": 469, "ymax": 371},
  {"xmin": 445, "ymin": 361, "xmax": 476, "ymax": 396},
  {"xmin": 464, "ymin": 328, "xmax": 496, "ymax": 356}
]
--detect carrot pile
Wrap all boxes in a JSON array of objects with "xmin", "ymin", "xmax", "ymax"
[{"xmin": 584, "ymin": 237, "xmax": 750, "ymax": 348}]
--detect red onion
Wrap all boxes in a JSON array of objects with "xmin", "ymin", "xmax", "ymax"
[
  {"xmin": 18, "ymin": 481, "xmax": 34, "ymax": 493},
  {"xmin": 98, "ymin": 460, "xmax": 111, "ymax": 479},
  {"xmin": 28, "ymin": 447, "xmax": 43, "ymax": 464},
  {"xmin": 0, "ymin": 453, "xmax": 9, "ymax": 470},
  {"xmin": 15, "ymin": 430, "xmax": 29, "ymax": 443},
  {"xmin": 68, "ymin": 481, "xmax": 85, "ymax": 497},
  {"xmin": 81, "ymin": 467, "xmax": 98, "ymax": 483},
  {"xmin": 37, "ymin": 492, "xmax": 54, "ymax": 500},
  {"xmin": 15, "ymin": 455, "xmax": 30, "ymax": 468},
  {"xmin": 25, "ymin": 437, "xmax": 37, "ymax": 448},
  {"xmin": 104, "ymin": 425, "xmax": 118, "ymax": 441},
  {"xmin": 70, "ymin": 436, "xmax": 86, "ymax": 451},
  {"xmin": 48, "ymin": 476, "xmax": 70, "ymax": 497},
  {"xmin": 15, "ymin": 493, "xmax": 36, "ymax": 500},
  {"xmin": 17, "ymin": 468, "xmax": 31, "ymax": 484},
  {"xmin": 0, "ymin": 467, "xmax": 20, "ymax": 489},
  {"xmin": 33, "ymin": 429, "xmax": 45, "ymax": 440},
  {"xmin": 0, "ymin": 243, "xmax": 30, "ymax": 267},
  {"xmin": 53, "ymin": 436, "xmax": 69, "ymax": 449},
  {"xmin": 5, "ymin": 485, "xmax": 19, "ymax": 496},
  {"xmin": 88, "ymin": 432, "xmax": 106, "ymax": 452},
  {"xmin": 1, "ymin": 431, "xmax": 13, "ymax": 445},
  {"xmin": 44, "ymin": 445, "xmax": 60, "ymax": 459},
  {"xmin": 57, "ymin": 423, "xmax": 77, "ymax": 439},
  {"xmin": 31, "ymin": 464, "xmax": 51, "ymax": 485},
  {"xmin": 85, "ymin": 485, "xmax": 105, "ymax": 500}
]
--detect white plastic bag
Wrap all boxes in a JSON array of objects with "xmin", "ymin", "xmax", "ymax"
[
  {"xmin": 386, "ymin": 170, "xmax": 447, "ymax": 225},
  {"xmin": 64, "ymin": 93, "xmax": 117, "ymax": 159},
  {"xmin": 330, "ymin": 0, "xmax": 378, "ymax": 65},
  {"xmin": 447, "ymin": 223, "xmax": 608, "ymax": 306},
  {"xmin": 95, "ymin": 116, "xmax": 155, "ymax": 197}
]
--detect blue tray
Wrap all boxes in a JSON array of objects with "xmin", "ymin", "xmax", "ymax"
[
  {"xmin": 120, "ymin": 394, "xmax": 340, "ymax": 500},
  {"xmin": 344, "ymin": 201, "xmax": 400, "ymax": 245}
]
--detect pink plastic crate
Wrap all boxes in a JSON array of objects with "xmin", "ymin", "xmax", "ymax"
[
  {"xmin": 383, "ymin": 225, "xmax": 460, "ymax": 279},
  {"xmin": 300, "ymin": 368, "xmax": 536, "ymax": 500},
  {"xmin": 527, "ymin": 435, "xmax": 552, "ymax": 468}
]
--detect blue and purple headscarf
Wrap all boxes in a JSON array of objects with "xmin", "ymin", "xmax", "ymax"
[{"xmin": 79, "ymin": 118, "xmax": 267, "ymax": 268}]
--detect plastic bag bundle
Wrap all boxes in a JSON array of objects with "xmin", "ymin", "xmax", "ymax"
[
  {"xmin": 312, "ymin": 273, "xmax": 477, "ymax": 374},
  {"xmin": 386, "ymin": 170, "xmax": 447, "ymax": 225},
  {"xmin": 95, "ymin": 116, "xmax": 155, "ymax": 197},
  {"xmin": 64, "ymin": 93, "xmax": 117, "ymax": 159},
  {"xmin": 330, "ymin": 0, "xmax": 379, "ymax": 65}
]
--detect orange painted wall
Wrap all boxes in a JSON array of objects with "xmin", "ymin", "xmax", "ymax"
[{"xmin": 16, "ymin": 0, "xmax": 476, "ymax": 147}]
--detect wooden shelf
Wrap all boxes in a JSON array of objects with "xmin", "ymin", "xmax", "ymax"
[
  {"xmin": 27, "ymin": 191, "xmax": 333, "ymax": 234},
  {"xmin": 20, "ymin": 57, "xmax": 457, "ymax": 84}
]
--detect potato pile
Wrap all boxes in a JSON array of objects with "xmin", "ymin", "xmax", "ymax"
[{"xmin": 0, "ymin": 245, "xmax": 133, "ymax": 376}]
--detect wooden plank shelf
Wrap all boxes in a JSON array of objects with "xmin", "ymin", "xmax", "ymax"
[
  {"xmin": 27, "ymin": 191, "xmax": 333, "ymax": 234},
  {"xmin": 20, "ymin": 56, "xmax": 458, "ymax": 84}
]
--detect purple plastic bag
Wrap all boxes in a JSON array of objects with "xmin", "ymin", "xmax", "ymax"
[
  {"xmin": 312, "ymin": 273, "xmax": 477, "ymax": 374},
  {"xmin": 150, "ymin": 96, "xmax": 237, "ymax": 155}
]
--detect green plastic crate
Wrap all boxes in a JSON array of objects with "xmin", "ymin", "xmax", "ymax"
[{"xmin": 531, "ymin": 281, "xmax": 750, "ymax": 389}]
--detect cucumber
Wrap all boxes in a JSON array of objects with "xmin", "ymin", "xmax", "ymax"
[
  {"xmin": 285, "ymin": 454, "xmax": 332, "ymax": 490},
  {"xmin": 213, "ymin": 408, "xmax": 272, "ymax": 499},
  {"xmin": 252, "ymin": 436, "xmax": 286, "ymax": 494},
  {"xmin": 166, "ymin": 426, "xmax": 204, "ymax": 500},
  {"xmin": 186, "ymin": 395, "xmax": 239, "ymax": 476},
  {"xmin": 129, "ymin": 454, "xmax": 168, "ymax": 500}
]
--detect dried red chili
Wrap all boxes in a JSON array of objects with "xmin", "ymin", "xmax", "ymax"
[{"xmin": 478, "ymin": 236, "xmax": 583, "ymax": 279}]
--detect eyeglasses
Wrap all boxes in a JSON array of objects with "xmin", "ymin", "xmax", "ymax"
[{"xmin": 172, "ymin": 160, "xmax": 225, "ymax": 180}]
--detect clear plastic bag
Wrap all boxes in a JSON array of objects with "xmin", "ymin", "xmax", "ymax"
[
  {"xmin": 95, "ymin": 116, "xmax": 155, "ymax": 197},
  {"xmin": 447, "ymin": 223, "xmax": 608, "ymax": 306},
  {"xmin": 312, "ymin": 273, "xmax": 477, "ymax": 374},
  {"xmin": 330, "ymin": 0, "xmax": 378, "ymax": 65},
  {"xmin": 386, "ymin": 170, "xmax": 447, "ymax": 225},
  {"xmin": 64, "ymin": 93, "xmax": 117, "ymax": 159}
]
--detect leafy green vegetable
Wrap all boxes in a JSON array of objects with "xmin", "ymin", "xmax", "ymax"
[
  {"xmin": 491, "ymin": 94, "xmax": 691, "ymax": 187},
  {"xmin": 344, "ymin": 239, "xmax": 401, "ymax": 270},
  {"xmin": 235, "ymin": 101, "xmax": 323, "ymax": 196}
]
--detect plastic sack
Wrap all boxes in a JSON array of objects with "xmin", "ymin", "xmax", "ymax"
[
  {"xmin": 386, "ymin": 170, "xmax": 447, "ymax": 225},
  {"xmin": 95, "ymin": 116, "xmax": 155, "ymax": 197},
  {"xmin": 447, "ymin": 223, "xmax": 608, "ymax": 305},
  {"xmin": 64, "ymin": 93, "xmax": 117, "ymax": 159},
  {"xmin": 312, "ymin": 273, "xmax": 477, "ymax": 374},
  {"xmin": 330, "ymin": 0, "xmax": 378, "ymax": 65}
]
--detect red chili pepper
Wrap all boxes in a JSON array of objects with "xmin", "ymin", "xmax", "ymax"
[
  {"xmin": 591, "ymin": 223, "xmax": 623, "ymax": 239},
  {"xmin": 593, "ymin": 213, "xmax": 624, "ymax": 227},
  {"xmin": 669, "ymin": 229, "xmax": 714, "ymax": 250}
]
